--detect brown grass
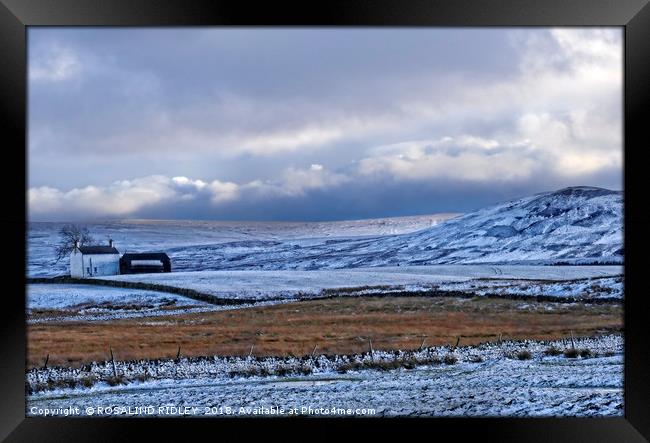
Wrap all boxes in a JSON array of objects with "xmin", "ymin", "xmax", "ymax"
[{"xmin": 26, "ymin": 296, "xmax": 622, "ymax": 368}]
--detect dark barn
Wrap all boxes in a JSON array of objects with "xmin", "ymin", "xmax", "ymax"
[{"xmin": 119, "ymin": 252, "xmax": 172, "ymax": 274}]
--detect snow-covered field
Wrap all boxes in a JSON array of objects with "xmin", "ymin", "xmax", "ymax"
[
  {"xmin": 27, "ymin": 284, "xmax": 226, "ymax": 322},
  {"xmin": 101, "ymin": 265, "xmax": 623, "ymax": 301},
  {"xmin": 26, "ymin": 335, "xmax": 623, "ymax": 417},
  {"xmin": 27, "ymin": 284, "xmax": 205, "ymax": 310},
  {"xmin": 437, "ymin": 275, "xmax": 623, "ymax": 300}
]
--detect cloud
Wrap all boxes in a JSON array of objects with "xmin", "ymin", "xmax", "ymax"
[
  {"xmin": 29, "ymin": 175, "xmax": 179, "ymax": 218},
  {"xmin": 354, "ymin": 28, "xmax": 621, "ymax": 185},
  {"xmin": 206, "ymin": 180, "xmax": 240, "ymax": 204},
  {"xmin": 228, "ymin": 125, "xmax": 344, "ymax": 156},
  {"xmin": 279, "ymin": 164, "xmax": 350, "ymax": 196},
  {"xmin": 358, "ymin": 136, "xmax": 542, "ymax": 182},
  {"xmin": 28, "ymin": 165, "xmax": 349, "ymax": 220}
]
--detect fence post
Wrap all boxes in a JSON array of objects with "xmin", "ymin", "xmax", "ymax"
[
  {"xmin": 248, "ymin": 344, "xmax": 254, "ymax": 357},
  {"xmin": 109, "ymin": 346, "xmax": 117, "ymax": 378},
  {"xmin": 43, "ymin": 354, "xmax": 49, "ymax": 369},
  {"xmin": 368, "ymin": 338, "xmax": 374, "ymax": 362},
  {"xmin": 176, "ymin": 346, "xmax": 181, "ymax": 360},
  {"xmin": 419, "ymin": 335, "xmax": 427, "ymax": 350},
  {"xmin": 570, "ymin": 330, "xmax": 575, "ymax": 349},
  {"xmin": 311, "ymin": 344, "xmax": 318, "ymax": 357}
]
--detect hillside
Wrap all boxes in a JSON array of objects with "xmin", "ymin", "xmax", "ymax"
[
  {"xmin": 167, "ymin": 186, "xmax": 622, "ymax": 270},
  {"xmin": 374, "ymin": 186, "xmax": 623, "ymax": 266}
]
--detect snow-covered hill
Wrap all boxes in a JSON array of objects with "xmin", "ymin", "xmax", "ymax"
[
  {"xmin": 371, "ymin": 186, "xmax": 623, "ymax": 266},
  {"xmin": 166, "ymin": 186, "xmax": 622, "ymax": 270}
]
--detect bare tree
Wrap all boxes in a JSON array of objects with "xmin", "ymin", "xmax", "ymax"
[{"xmin": 54, "ymin": 224, "xmax": 95, "ymax": 262}]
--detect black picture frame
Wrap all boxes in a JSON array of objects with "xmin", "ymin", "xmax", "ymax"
[{"xmin": 2, "ymin": 0, "xmax": 649, "ymax": 440}]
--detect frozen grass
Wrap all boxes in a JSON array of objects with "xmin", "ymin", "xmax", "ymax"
[
  {"xmin": 25, "ymin": 335, "xmax": 623, "ymax": 417},
  {"xmin": 544, "ymin": 346, "xmax": 563, "ymax": 356},
  {"xmin": 26, "ymin": 334, "xmax": 622, "ymax": 394},
  {"xmin": 516, "ymin": 350, "xmax": 533, "ymax": 360},
  {"xmin": 564, "ymin": 348, "xmax": 579, "ymax": 358},
  {"xmin": 26, "ymin": 296, "xmax": 622, "ymax": 368}
]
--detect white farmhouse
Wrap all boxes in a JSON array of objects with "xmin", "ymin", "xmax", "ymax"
[{"xmin": 70, "ymin": 239, "xmax": 120, "ymax": 278}]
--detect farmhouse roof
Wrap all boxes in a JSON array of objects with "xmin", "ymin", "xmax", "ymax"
[
  {"xmin": 78, "ymin": 246, "xmax": 120, "ymax": 255},
  {"xmin": 121, "ymin": 252, "xmax": 170, "ymax": 261}
]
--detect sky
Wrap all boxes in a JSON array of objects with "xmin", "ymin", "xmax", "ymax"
[{"xmin": 28, "ymin": 27, "xmax": 623, "ymax": 221}]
